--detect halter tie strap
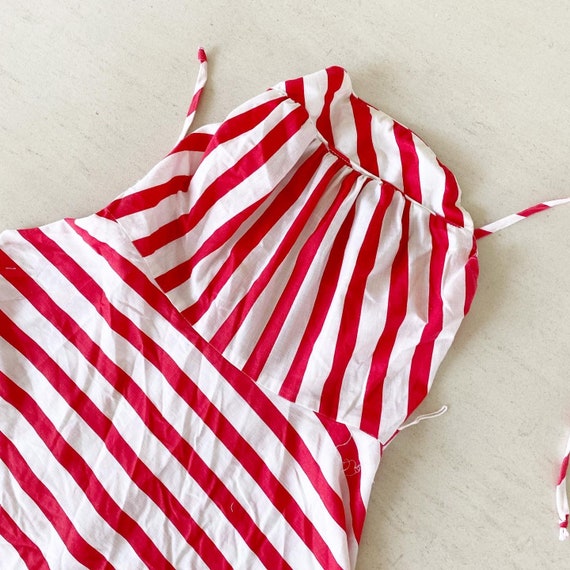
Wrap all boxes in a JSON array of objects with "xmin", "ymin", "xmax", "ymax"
[
  {"xmin": 474, "ymin": 198, "xmax": 570, "ymax": 239},
  {"xmin": 176, "ymin": 47, "xmax": 208, "ymax": 144}
]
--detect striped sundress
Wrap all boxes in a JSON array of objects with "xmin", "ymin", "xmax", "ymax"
[{"xmin": 2, "ymin": 49, "xmax": 567, "ymax": 568}]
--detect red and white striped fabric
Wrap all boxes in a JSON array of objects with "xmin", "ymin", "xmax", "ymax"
[
  {"xmin": 474, "ymin": 198, "xmax": 570, "ymax": 240},
  {"xmin": 1, "ymin": 49, "xmax": 480, "ymax": 568}
]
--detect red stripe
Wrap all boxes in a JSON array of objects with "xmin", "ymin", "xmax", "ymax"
[
  {"xmin": 207, "ymin": 158, "xmax": 344, "ymax": 351},
  {"xmin": 19, "ymin": 227, "xmax": 342, "ymax": 570},
  {"xmin": 1, "ymin": 241, "xmax": 291, "ymax": 570},
  {"xmin": 179, "ymin": 145, "xmax": 328, "ymax": 315},
  {"xmin": 0, "ymin": 424, "xmax": 113, "ymax": 569},
  {"xmin": 393, "ymin": 122, "xmax": 422, "ymax": 204},
  {"xmin": 519, "ymin": 202, "xmax": 550, "ymax": 218},
  {"xmin": 316, "ymin": 415, "xmax": 368, "ymax": 543},
  {"xmin": 0, "ymin": 307, "xmax": 231, "ymax": 570},
  {"xmin": 360, "ymin": 199, "xmax": 411, "ymax": 436},
  {"xmin": 133, "ymin": 98, "xmax": 300, "ymax": 257},
  {"xmin": 155, "ymin": 191, "xmax": 272, "ymax": 293},
  {"xmin": 350, "ymin": 94, "xmax": 380, "ymax": 178},
  {"xmin": 0, "ymin": 506, "xmax": 49, "ymax": 570},
  {"xmin": 187, "ymin": 86, "xmax": 203, "ymax": 116},
  {"xmin": 279, "ymin": 200, "xmax": 357, "ymax": 400},
  {"xmin": 283, "ymin": 76, "xmax": 306, "ymax": 110},
  {"xmin": 464, "ymin": 238, "xmax": 479, "ymax": 315},
  {"xmin": 315, "ymin": 67, "xmax": 345, "ymax": 147},
  {"xmin": 558, "ymin": 454, "xmax": 569, "ymax": 486},
  {"xmin": 473, "ymin": 227, "xmax": 492, "ymax": 240},
  {"xmin": 318, "ymin": 184, "xmax": 394, "ymax": 418},
  {"xmin": 242, "ymin": 170, "xmax": 361, "ymax": 379},
  {"xmin": 168, "ymin": 131, "xmax": 213, "ymax": 156},
  {"xmin": 406, "ymin": 215, "xmax": 450, "ymax": 416},
  {"xmin": 0, "ymin": 371, "xmax": 175, "ymax": 570},
  {"xmin": 438, "ymin": 159, "xmax": 464, "ymax": 227},
  {"xmin": 201, "ymin": 94, "xmax": 288, "ymax": 159},
  {"xmin": 67, "ymin": 220, "xmax": 349, "ymax": 567},
  {"xmin": 103, "ymin": 175, "xmax": 191, "ymax": 220}
]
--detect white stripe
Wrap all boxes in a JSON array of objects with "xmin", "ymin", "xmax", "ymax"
[
  {"xmin": 478, "ymin": 213, "xmax": 525, "ymax": 234},
  {"xmin": 0, "ymin": 533, "xmax": 27, "ymax": 570},
  {"xmin": 415, "ymin": 136, "xmax": 448, "ymax": 219},
  {"xmin": 291, "ymin": 69, "xmax": 327, "ymax": 124},
  {"xmin": 370, "ymin": 109, "xmax": 403, "ymax": 189},
  {"xmin": 327, "ymin": 70, "xmax": 358, "ymax": 153}
]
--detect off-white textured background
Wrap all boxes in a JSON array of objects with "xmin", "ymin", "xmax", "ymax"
[{"xmin": 1, "ymin": 2, "xmax": 570, "ymax": 568}]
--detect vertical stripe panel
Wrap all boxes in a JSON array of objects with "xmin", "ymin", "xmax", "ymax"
[
  {"xmin": 207, "ymin": 157, "xmax": 344, "ymax": 352},
  {"xmin": 242, "ymin": 171, "xmax": 361, "ymax": 380},
  {"xmin": 360, "ymin": 199, "xmax": 411, "ymax": 435},
  {"xmin": 406, "ymin": 215, "xmax": 450, "ymax": 416},
  {"xmin": 278, "ymin": 200, "xmax": 357, "ymax": 400},
  {"xmin": 318, "ymin": 181, "xmax": 393, "ymax": 418}
]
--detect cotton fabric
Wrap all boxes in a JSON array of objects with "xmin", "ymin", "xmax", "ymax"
[{"xmin": 0, "ymin": 54, "xmax": 478, "ymax": 568}]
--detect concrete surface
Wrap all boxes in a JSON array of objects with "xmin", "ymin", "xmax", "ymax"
[{"xmin": 1, "ymin": 1, "xmax": 569, "ymax": 568}]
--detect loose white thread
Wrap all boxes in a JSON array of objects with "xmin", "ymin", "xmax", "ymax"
[
  {"xmin": 398, "ymin": 405, "xmax": 448, "ymax": 431},
  {"xmin": 342, "ymin": 459, "xmax": 361, "ymax": 476},
  {"xmin": 335, "ymin": 434, "xmax": 353, "ymax": 449}
]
